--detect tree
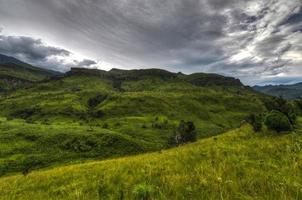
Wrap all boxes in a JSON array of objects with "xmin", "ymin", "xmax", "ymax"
[
  {"xmin": 263, "ymin": 97, "xmax": 297, "ymax": 125},
  {"xmin": 175, "ymin": 120, "xmax": 197, "ymax": 144},
  {"xmin": 265, "ymin": 110, "xmax": 292, "ymax": 132}
]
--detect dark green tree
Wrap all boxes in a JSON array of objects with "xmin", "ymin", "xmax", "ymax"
[
  {"xmin": 175, "ymin": 120, "xmax": 197, "ymax": 144},
  {"xmin": 263, "ymin": 97, "xmax": 297, "ymax": 125},
  {"xmin": 265, "ymin": 110, "xmax": 292, "ymax": 132}
]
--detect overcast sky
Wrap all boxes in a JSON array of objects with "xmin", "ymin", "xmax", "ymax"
[{"xmin": 0, "ymin": 0, "xmax": 301, "ymax": 85}]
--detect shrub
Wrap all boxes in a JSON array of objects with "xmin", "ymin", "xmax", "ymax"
[
  {"xmin": 88, "ymin": 94, "xmax": 107, "ymax": 108},
  {"xmin": 246, "ymin": 114, "xmax": 262, "ymax": 132},
  {"xmin": 22, "ymin": 166, "xmax": 31, "ymax": 176},
  {"xmin": 288, "ymin": 111, "xmax": 297, "ymax": 125},
  {"xmin": 263, "ymin": 97, "xmax": 297, "ymax": 124},
  {"xmin": 295, "ymin": 99, "xmax": 302, "ymax": 111},
  {"xmin": 102, "ymin": 123, "xmax": 109, "ymax": 129},
  {"xmin": 265, "ymin": 110, "xmax": 292, "ymax": 132},
  {"xmin": 11, "ymin": 107, "xmax": 39, "ymax": 119},
  {"xmin": 151, "ymin": 117, "xmax": 169, "ymax": 129},
  {"xmin": 61, "ymin": 136, "xmax": 96, "ymax": 152},
  {"xmin": 114, "ymin": 122, "xmax": 121, "ymax": 127},
  {"xmin": 23, "ymin": 134, "xmax": 40, "ymax": 141},
  {"xmin": 92, "ymin": 110, "xmax": 105, "ymax": 118},
  {"xmin": 175, "ymin": 120, "xmax": 197, "ymax": 144},
  {"xmin": 22, "ymin": 156, "xmax": 45, "ymax": 174},
  {"xmin": 152, "ymin": 122, "xmax": 163, "ymax": 129}
]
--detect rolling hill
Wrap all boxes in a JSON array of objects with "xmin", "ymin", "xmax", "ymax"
[
  {"xmin": 0, "ymin": 67, "xmax": 267, "ymax": 176},
  {"xmin": 0, "ymin": 123, "xmax": 301, "ymax": 199},
  {"xmin": 0, "ymin": 60, "xmax": 301, "ymax": 199},
  {"xmin": 253, "ymin": 83, "xmax": 302, "ymax": 99},
  {"xmin": 0, "ymin": 54, "xmax": 60, "ymax": 91}
]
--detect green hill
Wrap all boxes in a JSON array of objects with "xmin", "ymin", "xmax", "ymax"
[
  {"xmin": 0, "ymin": 54, "xmax": 60, "ymax": 91},
  {"xmin": 253, "ymin": 83, "xmax": 302, "ymax": 99},
  {"xmin": 0, "ymin": 67, "xmax": 267, "ymax": 176},
  {"xmin": 0, "ymin": 123, "xmax": 301, "ymax": 199}
]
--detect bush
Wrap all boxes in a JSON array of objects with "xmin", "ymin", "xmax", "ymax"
[
  {"xmin": 263, "ymin": 97, "xmax": 297, "ymax": 124},
  {"xmin": 174, "ymin": 120, "xmax": 197, "ymax": 144},
  {"xmin": 92, "ymin": 110, "xmax": 105, "ymax": 118},
  {"xmin": 11, "ymin": 107, "xmax": 40, "ymax": 119},
  {"xmin": 265, "ymin": 110, "xmax": 292, "ymax": 132},
  {"xmin": 246, "ymin": 114, "xmax": 262, "ymax": 132},
  {"xmin": 295, "ymin": 99, "xmax": 302, "ymax": 111},
  {"xmin": 22, "ymin": 156, "xmax": 45, "ymax": 174},
  {"xmin": 61, "ymin": 136, "xmax": 97, "ymax": 152},
  {"xmin": 88, "ymin": 94, "xmax": 107, "ymax": 108},
  {"xmin": 151, "ymin": 118, "xmax": 169, "ymax": 129}
]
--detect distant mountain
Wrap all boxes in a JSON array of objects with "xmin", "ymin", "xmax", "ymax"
[
  {"xmin": 67, "ymin": 67, "xmax": 244, "ymax": 87},
  {"xmin": 253, "ymin": 83, "xmax": 302, "ymax": 99},
  {"xmin": 0, "ymin": 54, "xmax": 28, "ymax": 66},
  {"xmin": 0, "ymin": 54, "xmax": 60, "ymax": 91}
]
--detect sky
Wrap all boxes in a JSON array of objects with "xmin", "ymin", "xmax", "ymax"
[{"xmin": 0, "ymin": 0, "xmax": 301, "ymax": 85}]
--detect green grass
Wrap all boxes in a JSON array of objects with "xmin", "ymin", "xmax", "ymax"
[
  {"xmin": 0, "ymin": 62, "xmax": 58, "ymax": 91},
  {"xmin": 0, "ymin": 73, "xmax": 267, "ymax": 176},
  {"xmin": 0, "ymin": 117, "xmax": 165, "ymax": 176},
  {"xmin": 0, "ymin": 68, "xmax": 299, "ymax": 199},
  {"xmin": 0, "ymin": 124, "xmax": 301, "ymax": 199}
]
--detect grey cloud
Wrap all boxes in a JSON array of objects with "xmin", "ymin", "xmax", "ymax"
[
  {"xmin": 0, "ymin": 33, "xmax": 97, "ymax": 71},
  {"xmin": 0, "ymin": 34, "xmax": 69, "ymax": 62},
  {"xmin": 68, "ymin": 59, "xmax": 97, "ymax": 69},
  {"xmin": 76, "ymin": 59, "xmax": 96, "ymax": 67}
]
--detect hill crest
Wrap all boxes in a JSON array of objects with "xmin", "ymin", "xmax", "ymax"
[{"xmin": 67, "ymin": 67, "xmax": 244, "ymax": 87}]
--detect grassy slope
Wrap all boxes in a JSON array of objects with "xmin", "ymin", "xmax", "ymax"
[
  {"xmin": 0, "ymin": 74, "xmax": 266, "ymax": 175},
  {"xmin": 0, "ymin": 62, "xmax": 59, "ymax": 91},
  {"xmin": 0, "ymin": 117, "xmax": 154, "ymax": 176},
  {"xmin": 0, "ymin": 123, "xmax": 302, "ymax": 199}
]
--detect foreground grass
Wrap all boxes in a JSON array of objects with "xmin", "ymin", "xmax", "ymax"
[{"xmin": 0, "ymin": 125, "xmax": 301, "ymax": 199}]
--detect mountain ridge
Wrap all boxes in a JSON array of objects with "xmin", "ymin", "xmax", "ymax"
[
  {"xmin": 253, "ymin": 82, "xmax": 302, "ymax": 99},
  {"xmin": 67, "ymin": 67, "xmax": 244, "ymax": 87}
]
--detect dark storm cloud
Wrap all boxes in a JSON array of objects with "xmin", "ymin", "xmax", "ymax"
[
  {"xmin": 0, "ymin": 34, "xmax": 70, "ymax": 61},
  {"xmin": 0, "ymin": 32, "xmax": 97, "ymax": 71},
  {"xmin": 0, "ymin": 0, "xmax": 301, "ymax": 84},
  {"xmin": 64, "ymin": 59, "xmax": 97, "ymax": 70},
  {"xmin": 76, "ymin": 59, "xmax": 97, "ymax": 67}
]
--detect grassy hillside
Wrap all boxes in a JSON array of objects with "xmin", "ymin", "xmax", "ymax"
[
  {"xmin": 0, "ymin": 123, "xmax": 301, "ymax": 199},
  {"xmin": 0, "ymin": 69, "xmax": 266, "ymax": 176},
  {"xmin": 0, "ymin": 117, "xmax": 157, "ymax": 176},
  {"xmin": 0, "ymin": 54, "xmax": 60, "ymax": 91},
  {"xmin": 253, "ymin": 83, "xmax": 302, "ymax": 99}
]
